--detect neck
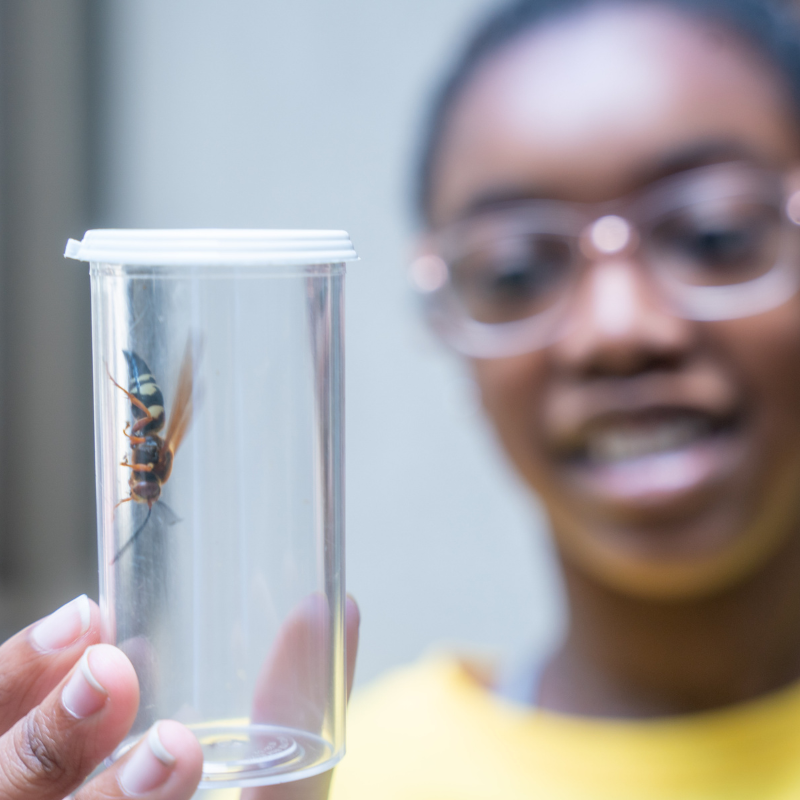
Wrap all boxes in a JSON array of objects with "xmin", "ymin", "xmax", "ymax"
[{"xmin": 540, "ymin": 530, "xmax": 800, "ymax": 718}]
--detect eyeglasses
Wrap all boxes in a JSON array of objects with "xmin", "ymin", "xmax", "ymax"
[{"xmin": 411, "ymin": 162, "xmax": 800, "ymax": 358}]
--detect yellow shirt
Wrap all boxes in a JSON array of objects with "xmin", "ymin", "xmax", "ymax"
[{"xmin": 330, "ymin": 654, "xmax": 800, "ymax": 799}]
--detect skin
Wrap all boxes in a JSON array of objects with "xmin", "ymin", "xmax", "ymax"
[
  {"xmin": 429, "ymin": 3, "xmax": 800, "ymax": 716},
  {"xmin": 0, "ymin": 597, "xmax": 358, "ymax": 799}
]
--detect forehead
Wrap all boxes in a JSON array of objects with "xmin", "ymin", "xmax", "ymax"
[{"xmin": 430, "ymin": 4, "xmax": 800, "ymax": 225}]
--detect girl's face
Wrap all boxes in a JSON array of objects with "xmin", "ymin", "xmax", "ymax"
[{"xmin": 428, "ymin": 4, "xmax": 800, "ymax": 597}]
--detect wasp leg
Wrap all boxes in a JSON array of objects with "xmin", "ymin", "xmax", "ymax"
[
  {"xmin": 131, "ymin": 418, "xmax": 154, "ymax": 435},
  {"xmin": 120, "ymin": 462, "xmax": 155, "ymax": 473},
  {"xmin": 120, "ymin": 454, "xmax": 155, "ymax": 473},
  {"xmin": 122, "ymin": 422, "xmax": 146, "ymax": 446},
  {"xmin": 114, "ymin": 496, "xmax": 133, "ymax": 510},
  {"xmin": 107, "ymin": 368, "xmax": 156, "ymax": 430}
]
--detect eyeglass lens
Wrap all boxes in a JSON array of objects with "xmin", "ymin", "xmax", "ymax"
[{"xmin": 442, "ymin": 173, "xmax": 786, "ymax": 326}]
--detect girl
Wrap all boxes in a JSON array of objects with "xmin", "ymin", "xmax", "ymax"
[{"xmin": 332, "ymin": 0, "xmax": 800, "ymax": 797}]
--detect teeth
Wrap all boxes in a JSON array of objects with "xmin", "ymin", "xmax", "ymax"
[{"xmin": 587, "ymin": 418, "xmax": 710, "ymax": 464}]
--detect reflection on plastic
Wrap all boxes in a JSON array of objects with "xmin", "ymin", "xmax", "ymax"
[{"xmin": 241, "ymin": 596, "xmax": 360, "ymax": 800}]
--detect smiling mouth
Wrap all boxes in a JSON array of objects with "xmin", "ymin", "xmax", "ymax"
[
  {"xmin": 553, "ymin": 407, "xmax": 745, "ymax": 508},
  {"xmin": 558, "ymin": 406, "xmax": 744, "ymax": 479},
  {"xmin": 583, "ymin": 412, "xmax": 729, "ymax": 466}
]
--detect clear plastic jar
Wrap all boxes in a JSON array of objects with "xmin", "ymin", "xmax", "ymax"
[{"xmin": 66, "ymin": 229, "xmax": 358, "ymax": 788}]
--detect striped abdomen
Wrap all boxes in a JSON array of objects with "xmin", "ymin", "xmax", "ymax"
[{"xmin": 123, "ymin": 350, "xmax": 166, "ymax": 434}]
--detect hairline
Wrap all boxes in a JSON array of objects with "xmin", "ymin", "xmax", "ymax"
[{"xmin": 416, "ymin": 0, "xmax": 800, "ymax": 227}]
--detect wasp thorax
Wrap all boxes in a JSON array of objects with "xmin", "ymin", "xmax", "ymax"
[{"xmin": 133, "ymin": 436, "xmax": 161, "ymax": 465}]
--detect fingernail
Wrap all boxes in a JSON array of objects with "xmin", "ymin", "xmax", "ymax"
[
  {"xmin": 61, "ymin": 646, "xmax": 108, "ymax": 719},
  {"xmin": 119, "ymin": 722, "xmax": 176, "ymax": 796},
  {"xmin": 30, "ymin": 595, "xmax": 91, "ymax": 653}
]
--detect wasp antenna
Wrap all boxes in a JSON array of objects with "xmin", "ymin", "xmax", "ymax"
[
  {"xmin": 123, "ymin": 350, "xmax": 153, "ymax": 378},
  {"xmin": 111, "ymin": 505, "xmax": 153, "ymax": 565}
]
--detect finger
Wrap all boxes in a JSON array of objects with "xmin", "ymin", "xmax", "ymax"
[
  {"xmin": 251, "ymin": 594, "xmax": 361, "ymax": 730},
  {"xmin": 0, "ymin": 643, "xmax": 139, "ymax": 800},
  {"xmin": 0, "ymin": 595, "xmax": 101, "ymax": 734},
  {"xmin": 243, "ymin": 596, "xmax": 360, "ymax": 800},
  {"xmin": 251, "ymin": 593, "xmax": 331, "ymax": 730},
  {"xmin": 73, "ymin": 720, "xmax": 202, "ymax": 800}
]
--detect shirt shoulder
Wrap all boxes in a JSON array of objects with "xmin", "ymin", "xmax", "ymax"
[
  {"xmin": 330, "ymin": 654, "xmax": 800, "ymax": 800},
  {"xmin": 330, "ymin": 654, "xmax": 552, "ymax": 800}
]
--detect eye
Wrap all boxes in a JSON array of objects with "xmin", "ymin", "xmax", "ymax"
[
  {"xmin": 650, "ymin": 202, "xmax": 781, "ymax": 286},
  {"xmin": 685, "ymin": 218, "xmax": 765, "ymax": 258},
  {"xmin": 677, "ymin": 226, "xmax": 760, "ymax": 267},
  {"xmin": 450, "ymin": 235, "xmax": 574, "ymax": 323}
]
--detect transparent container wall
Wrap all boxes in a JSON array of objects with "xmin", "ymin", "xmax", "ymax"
[{"xmin": 90, "ymin": 262, "xmax": 345, "ymax": 788}]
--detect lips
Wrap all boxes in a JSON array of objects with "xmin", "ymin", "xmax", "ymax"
[
  {"xmin": 583, "ymin": 410, "xmax": 726, "ymax": 465},
  {"xmin": 542, "ymin": 369, "xmax": 746, "ymax": 513},
  {"xmin": 572, "ymin": 410, "xmax": 739, "ymax": 507}
]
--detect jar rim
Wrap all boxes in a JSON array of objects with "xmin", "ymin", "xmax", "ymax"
[{"xmin": 65, "ymin": 229, "xmax": 359, "ymax": 266}]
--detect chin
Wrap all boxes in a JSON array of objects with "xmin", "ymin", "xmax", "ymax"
[
  {"xmin": 534, "ymin": 411, "xmax": 800, "ymax": 599},
  {"xmin": 549, "ymin": 489, "xmax": 800, "ymax": 601}
]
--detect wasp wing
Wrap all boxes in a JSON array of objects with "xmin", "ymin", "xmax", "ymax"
[
  {"xmin": 152, "ymin": 500, "xmax": 182, "ymax": 527},
  {"xmin": 164, "ymin": 335, "xmax": 201, "ymax": 456}
]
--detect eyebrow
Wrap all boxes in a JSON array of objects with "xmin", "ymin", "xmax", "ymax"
[
  {"xmin": 456, "ymin": 139, "xmax": 764, "ymax": 219},
  {"xmin": 459, "ymin": 187, "xmax": 552, "ymax": 218},
  {"xmin": 633, "ymin": 139, "xmax": 763, "ymax": 185}
]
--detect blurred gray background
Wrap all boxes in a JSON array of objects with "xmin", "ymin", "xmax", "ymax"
[{"xmin": 0, "ymin": 0, "xmax": 563, "ymax": 686}]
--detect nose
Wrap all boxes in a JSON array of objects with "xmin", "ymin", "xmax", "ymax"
[{"xmin": 552, "ymin": 258, "xmax": 695, "ymax": 377}]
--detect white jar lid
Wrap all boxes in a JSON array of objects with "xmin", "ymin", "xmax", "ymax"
[{"xmin": 64, "ymin": 229, "xmax": 359, "ymax": 266}]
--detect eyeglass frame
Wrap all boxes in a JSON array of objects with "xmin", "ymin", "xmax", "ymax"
[{"xmin": 411, "ymin": 161, "xmax": 800, "ymax": 359}]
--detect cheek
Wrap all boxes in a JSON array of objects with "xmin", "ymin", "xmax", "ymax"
[
  {"xmin": 472, "ymin": 355, "xmax": 549, "ymax": 478},
  {"xmin": 718, "ymin": 301, "xmax": 800, "ymax": 445},
  {"xmin": 714, "ymin": 303, "xmax": 800, "ymax": 545},
  {"xmin": 471, "ymin": 304, "xmax": 800, "ymax": 600}
]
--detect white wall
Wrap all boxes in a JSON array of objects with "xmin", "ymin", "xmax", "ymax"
[{"xmin": 95, "ymin": 0, "xmax": 564, "ymax": 686}]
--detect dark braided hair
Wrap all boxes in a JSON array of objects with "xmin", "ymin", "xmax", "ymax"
[{"xmin": 416, "ymin": 0, "xmax": 800, "ymax": 224}]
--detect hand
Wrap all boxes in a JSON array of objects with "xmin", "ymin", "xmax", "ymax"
[
  {"xmin": 0, "ymin": 595, "xmax": 203, "ymax": 799},
  {"xmin": 0, "ymin": 592, "xmax": 359, "ymax": 800}
]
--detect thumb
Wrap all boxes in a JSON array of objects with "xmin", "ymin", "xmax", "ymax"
[{"xmin": 242, "ymin": 595, "xmax": 360, "ymax": 800}]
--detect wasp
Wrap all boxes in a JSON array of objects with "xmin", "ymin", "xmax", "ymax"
[{"xmin": 108, "ymin": 340, "xmax": 196, "ymax": 563}]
